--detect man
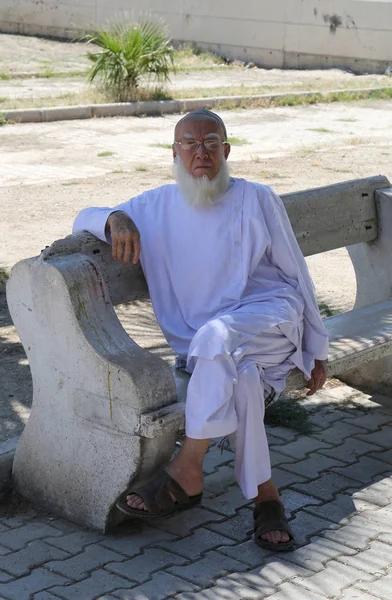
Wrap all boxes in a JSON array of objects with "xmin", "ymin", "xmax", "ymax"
[{"xmin": 73, "ymin": 109, "xmax": 328, "ymax": 551}]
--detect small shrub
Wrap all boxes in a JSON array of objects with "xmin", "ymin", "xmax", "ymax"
[
  {"xmin": 0, "ymin": 113, "xmax": 6, "ymax": 126},
  {"xmin": 0, "ymin": 268, "xmax": 9, "ymax": 284},
  {"xmin": 84, "ymin": 16, "xmax": 175, "ymax": 102}
]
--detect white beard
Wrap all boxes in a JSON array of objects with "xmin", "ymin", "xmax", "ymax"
[{"xmin": 172, "ymin": 156, "xmax": 231, "ymax": 208}]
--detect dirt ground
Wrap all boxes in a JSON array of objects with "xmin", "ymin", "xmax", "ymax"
[
  {"xmin": 1, "ymin": 93, "xmax": 391, "ymax": 441},
  {"xmin": 1, "ymin": 32, "xmax": 391, "ymax": 105}
]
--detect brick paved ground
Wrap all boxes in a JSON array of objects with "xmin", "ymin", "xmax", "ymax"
[{"xmin": 1, "ymin": 383, "xmax": 392, "ymax": 599}]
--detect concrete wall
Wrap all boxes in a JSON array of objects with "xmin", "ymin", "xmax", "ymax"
[{"xmin": 1, "ymin": 0, "xmax": 392, "ymax": 73}]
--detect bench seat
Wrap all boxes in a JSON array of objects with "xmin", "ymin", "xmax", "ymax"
[{"xmin": 139, "ymin": 299, "xmax": 392, "ymax": 438}]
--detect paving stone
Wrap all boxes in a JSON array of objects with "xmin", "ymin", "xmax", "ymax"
[
  {"xmin": 332, "ymin": 456, "xmax": 392, "ymax": 483},
  {"xmin": 340, "ymin": 589, "xmax": 385, "ymax": 600},
  {"xmin": 33, "ymin": 593, "xmax": 66, "ymax": 600},
  {"xmin": 323, "ymin": 518, "xmax": 385, "ymax": 551},
  {"xmin": 356, "ymin": 428, "xmax": 392, "ymax": 448},
  {"xmin": 275, "ymin": 436, "xmax": 332, "ymax": 460},
  {"xmin": 271, "ymin": 467, "xmax": 307, "ymax": 490},
  {"xmin": 313, "ymin": 422, "xmax": 366, "ymax": 444},
  {"xmin": 289, "ymin": 510, "xmax": 337, "ymax": 546},
  {"xmin": 279, "ymin": 490, "xmax": 321, "ymax": 518},
  {"xmin": 1, "ymin": 509, "xmax": 39, "ymax": 529},
  {"xmin": 292, "ymin": 472, "xmax": 361, "ymax": 502},
  {"xmin": 356, "ymin": 575, "xmax": 392, "ymax": 600},
  {"xmin": 0, "ymin": 523, "xmax": 63, "ymax": 551},
  {"xmin": 315, "ymin": 385, "xmax": 369, "ymax": 404},
  {"xmin": 279, "ymin": 453, "xmax": 344, "ymax": 479},
  {"xmin": 0, "ymin": 545, "xmax": 11, "ymax": 556},
  {"xmin": 217, "ymin": 539, "xmax": 273, "ymax": 567},
  {"xmin": 264, "ymin": 581, "xmax": 329, "ymax": 599},
  {"xmin": 50, "ymin": 569, "xmax": 135, "ymax": 600},
  {"xmin": 154, "ymin": 507, "xmax": 224, "ymax": 537},
  {"xmin": 201, "ymin": 485, "xmax": 252, "ymax": 516},
  {"xmin": 175, "ymin": 576, "xmax": 267, "ymax": 599},
  {"xmin": 155, "ymin": 527, "xmax": 235, "ymax": 559},
  {"xmin": 292, "ymin": 560, "xmax": 374, "ymax": 598},
  {"xmin": 355, "ymin": 507, "xmax": 392, "ymax": 530},
  {"xmin": 283, "ymin": 535, "xmax": 356, "ymax": 572},
  {"xmin": 0, "ymin": 570, "xmax": 13, "ymax": 582},
  {"xmin": 0, "ymin": 540, "xmax": 70, "ymax": 577},
  {"xmin": 202, "ymin": 448, "xmax": 234, "ymax": 474},
  {"xmin": 0, "ymin": 568, "xmax": 68, "ymax": 600},
  {"xmin": 341, "ymin": 412, "xmax": 392, "ymax": 430},
  {"xmin": 318, "ymin": 438, "xmax": 382, "ymax": 464},
  {"xmin": 99, "ymin": 524, "xmax": 176, "ymax": 556},
  {"xmin": 112, "ymin": 572, "xmax": 198, "ymax": 599},
  {"xmin": 204, "ymin": 465, "xmax": 236, "ymax": 495},
  {"xmin": 368, "ymin": 448, "xmax": 392, "ymax": 466},
  {"xmin": 308, "ymin": 408, "xmax": 353, "ymax": 428},
  {"xmin": 265, "ymin": 426, "xmax": 299, "ymax": 442},
  {"xmin": 337, "ymin": 540, "xmax": 392, "ymax": 573},
  {"xmin": 46, "ymin": 543, "xmax": 126, "ymax": 580},
  {"xmin": 304, "ymin": 494, "xmax": 364, "ymax": 525},
  {"xmin": 206, "ymin": 508, "xmax": 254, "ymax": 541},
  {"xmin": 349, "ymin": 478, "xmax": 392, "ymax": 507},
  {"xmin": 266, "ymin": 432, "xmax": 287, "ymax": 446},
  {"xmin": 42, "ymin": 518, "xmax": 81, "ymax": 534},
  {"xmin": 45, "ymin": 530, "xmax": 103, "ymax": 553},
  {"xmin": 168, "ymin": 549, "xmax": 247, "ymax": 588},
  {"xmin": 229, "ymin": 556, "xmax": 312, "ymax": 595},
  {"xmin": 269, "ymin": 450, "xmax": 297, "ymax": 468},
  {"xmin": 106, "ymin": 548, "xmax": 187, "ymax": 583},
  {"xmin": 377, "ymin": 532, "xmax": 392, "ymax": 545}
]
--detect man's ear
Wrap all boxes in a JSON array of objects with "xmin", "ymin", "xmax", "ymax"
[
  {"xmin": 172, "ymin": 144, "xmax": 177, "ymax": 160},
  {"xmin": 224, "ymin": 143, "xmax": 231, "ymax": 160}
]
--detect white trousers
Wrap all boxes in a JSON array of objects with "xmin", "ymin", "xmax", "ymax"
[{"xmin": 185, "ymin": 325, "xmax": 297, "ymax": 499}]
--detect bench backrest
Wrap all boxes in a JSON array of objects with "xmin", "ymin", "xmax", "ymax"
[{"xmin": 41, "ymin": 175, "xmax": 390, "ymax": 306}]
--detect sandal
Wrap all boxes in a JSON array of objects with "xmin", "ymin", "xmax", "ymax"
[
  {"xmin": 254, "ymin": 500, "xmax": 295, "ymax": 552},
  {"xmin": 116, "ymin": 471, "xmax": 203, "ymax": 520}
]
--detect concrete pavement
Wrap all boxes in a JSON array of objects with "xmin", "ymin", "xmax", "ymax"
[{"xmin": 1, "ymin": 382, "xmax": 392, "ymax": 599}]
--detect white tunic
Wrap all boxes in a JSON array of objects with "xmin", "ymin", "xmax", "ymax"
[{"xmin": 73, "ymin": 178, "xmax": 329, "ymax": 381}]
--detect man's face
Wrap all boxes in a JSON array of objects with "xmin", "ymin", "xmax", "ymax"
[{"xmin": 172, "ymin": 117, "xmax": 231, "ymax": 180}]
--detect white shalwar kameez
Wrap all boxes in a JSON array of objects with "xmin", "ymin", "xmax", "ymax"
[{"xmin": 73, "ymin": 178, "xmax": 329, "ymax": 499}]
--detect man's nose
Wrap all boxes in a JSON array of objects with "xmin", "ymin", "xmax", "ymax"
[{"xmin": 194, "ymin": 142, "xmax": 208, "ymax": 158}]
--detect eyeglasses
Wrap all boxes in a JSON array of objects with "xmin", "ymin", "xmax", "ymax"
[{"xmin": 174, "ymin": 140, "xmax": 228, "ymax": 152}]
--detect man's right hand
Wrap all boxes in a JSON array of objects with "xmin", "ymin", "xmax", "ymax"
[{"xmin": 106, "ymin": 211, "xmax": 141, "ymax": 265}]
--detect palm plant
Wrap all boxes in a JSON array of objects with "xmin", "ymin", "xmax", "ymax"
[{"xmin": 84, "ymin": 16, "xmax": 175, "ymax": 102}]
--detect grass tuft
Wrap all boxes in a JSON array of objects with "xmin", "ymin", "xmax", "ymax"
[
  {"xmin": 227, "ymin": 136, "xmax": 248, "ymax": 146},
  {"xmin": 318, "ymin": 302, "xmax": 341, "ymax": 318},
  {"xmin": 308, "ymin": 128, "xmax": 334, "ymax": 133},
  {"xmin": 265, "ymin": 397, "xmax": 311, "ymax": 434},
  {"xmin": 0, "ymin": 112, "xmax": 7, "ymax": 126},
  {"xmin": 0, "ymin": 268, "xmax": 9, "ymax": 284},
  {"xmin": 151, "ymin": 142, "xmax": 172, "ymax": 149},
  {"xmin": 97, "ymin": 150, "xmax": 116, "ymax": 157},
  {"xmin": 134, "ymin": 164, "xmax": 148, "ymax": 172}
]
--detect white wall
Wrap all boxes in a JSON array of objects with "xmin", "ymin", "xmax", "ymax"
[{"xmin": 1, "ymin": 0, "xmax": 392, "ymax": 73}]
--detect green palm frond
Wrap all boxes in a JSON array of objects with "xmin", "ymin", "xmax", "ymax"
[{"xmin": 83, "ymin": 16, "xmax": 175, "ymax": 101}]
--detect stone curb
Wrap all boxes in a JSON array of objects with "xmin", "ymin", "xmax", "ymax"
[
  {"xmin": 0, "ymin": 436, "xmax": 19, "ymax": 494},
  {"xmin": 2, "ymin": 87, "xmax": 392, "ymax": 124}
]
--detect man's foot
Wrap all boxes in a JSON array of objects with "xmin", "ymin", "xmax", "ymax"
[
  {"xmin": 125, "ymin": 463, "xmax": 204, "ymax": 512},
  {"xmin": 254, "ymin": 479, "xmax": 292, "ymax": 547},
  {"xmin": 125, "ymin": 437, "xmax": 208, "ymax": 513}
]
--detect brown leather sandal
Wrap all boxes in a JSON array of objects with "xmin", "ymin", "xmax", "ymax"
[
  {"xmin": 254, "ymin": 500, "xmax": 295, "ymax": 551},
  {"xmin": 116, "ymin": 471, "xmax": 203, "ymax": 520}
]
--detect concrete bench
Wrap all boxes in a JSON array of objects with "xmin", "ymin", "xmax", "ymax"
[{"xmin": 6, "ymin": 175, "xmax": 392, "ymax": 532}]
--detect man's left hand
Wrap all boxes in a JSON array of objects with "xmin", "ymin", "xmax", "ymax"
[{"xmin": 305, "ymin": 360, "xmax": 327, "ymax": 396}]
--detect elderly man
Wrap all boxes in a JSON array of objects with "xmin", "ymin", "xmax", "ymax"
[{"xmin": 73, "ymin": 109, "xmax": 328, "ymax": 551}]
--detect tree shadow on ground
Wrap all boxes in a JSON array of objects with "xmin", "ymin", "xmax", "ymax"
[{"xmin": 0, "ymin": 284, "xmax": 32, "ymax": 441}]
